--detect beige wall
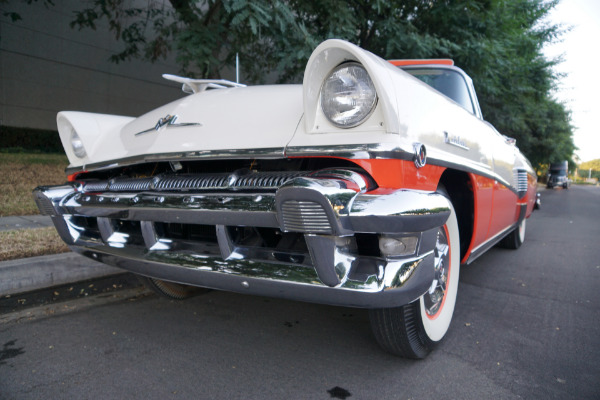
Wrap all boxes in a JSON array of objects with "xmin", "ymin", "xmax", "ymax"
[{"xmin": 0, "ymin": 0, "xmax": 183, "ymax": 130}]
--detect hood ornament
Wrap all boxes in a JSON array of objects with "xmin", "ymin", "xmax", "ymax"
[{"xmin": 135, "ymin": 114, "xmax": 201, "ymax": 136}]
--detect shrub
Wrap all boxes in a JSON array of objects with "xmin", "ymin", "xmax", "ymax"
[{"xmin": 0, "ymin": 125, "xmax": 63, "ymax": 153}]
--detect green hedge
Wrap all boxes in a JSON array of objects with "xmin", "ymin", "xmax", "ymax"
[{"xmin": 0, "ymin": 125, "xmax": 63, "ymax": 153}]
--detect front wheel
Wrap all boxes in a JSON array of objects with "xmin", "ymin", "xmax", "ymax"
[
  {"xmin": 138, "ymin": 276, "xmax": 209, "ymax": 300},
  {"xmin": 369, "ymin": 196, "xmax": 460, "ymax": 358}
]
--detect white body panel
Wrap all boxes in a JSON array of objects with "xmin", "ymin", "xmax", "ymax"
[
  {"xmin": 60, "ymin": 85, "xmax": 303, "ymax": 168},
  {"xmin": 291, "ymin": 39, "xmax": 525, "ymax": 186},
  {"xmin": 57, "ymin": 39, "xmax": 532, "ymax": 188}
]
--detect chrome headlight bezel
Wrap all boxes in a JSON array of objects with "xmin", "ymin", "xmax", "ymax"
[{"xmin": 320, "ymin": 62, "xmax": 378, "ymax": 129}]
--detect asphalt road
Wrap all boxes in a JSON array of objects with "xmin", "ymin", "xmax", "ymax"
[{"xmin": 1, "ymin": 185, "xmax": 599, "ymax": 399}]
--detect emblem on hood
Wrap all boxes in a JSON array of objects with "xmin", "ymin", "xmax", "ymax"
[{"xmin": 135, "ymin": 114, "xmax": 201, "ymax": 136}]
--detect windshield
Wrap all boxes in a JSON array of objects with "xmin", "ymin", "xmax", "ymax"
[{"xmin": 402, "ymin": 68, "xmax": 475, "ymax": 114}]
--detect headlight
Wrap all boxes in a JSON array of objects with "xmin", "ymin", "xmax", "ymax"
[
  {"xmin": 70, "ymin": 128, "xmax": 87, "ymax": 158},
  {"xmin": 320, "ymin": 62, "xmax": 377, "ymax": 128}
]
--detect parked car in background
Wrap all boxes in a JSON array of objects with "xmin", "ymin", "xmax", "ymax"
[
  {"xmin": 547, "ymin": 161, "xmax": 569, "ymax": 189},
  {"xmin": 33, "ymin": 39, "xmax": 537, "ymax": 358}
]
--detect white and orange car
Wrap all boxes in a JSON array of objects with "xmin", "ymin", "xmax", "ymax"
[{"xmin": 34, "ymin": 39, "xmax": 537, "ymax": 358}]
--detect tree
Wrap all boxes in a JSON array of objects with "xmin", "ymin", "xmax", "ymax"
[
  {"xmin": 578, "ymin": 159, "xmax": 600, "ymax": 180},
  {"xmin": 69, "ymin": 0, "xmax": 306, "ymax": 81},
  {"xmin": 0, "ymin": 0, "xmax": 54, "ymax": 24}
]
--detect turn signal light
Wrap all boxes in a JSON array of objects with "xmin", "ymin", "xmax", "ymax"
[{"xmin": 379, "ymin": 235, "xmax": 419, "ymax": 257}]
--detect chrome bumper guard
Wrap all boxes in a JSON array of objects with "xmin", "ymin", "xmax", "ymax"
[{"xmin": 33, "ymin": 172, "xmax": 451, "ymax": 308}]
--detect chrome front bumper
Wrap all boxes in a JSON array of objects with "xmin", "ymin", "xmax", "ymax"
[{"xmin": 33, "ymin": 172, "xmax": 451, "ymax": 308}]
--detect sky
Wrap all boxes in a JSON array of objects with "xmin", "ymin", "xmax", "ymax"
[{"xmin": 543, "ymin": 0, "xmax": 600, "ymax": 162}]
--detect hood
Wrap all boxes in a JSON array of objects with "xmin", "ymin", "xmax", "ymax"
[
  {"xmin": 120, "ymin": 84, "xmax": 303, "ymax": 157},
  {"xmin": 59, "ymin": 85, "xmax": 303, "ymax": 168}
]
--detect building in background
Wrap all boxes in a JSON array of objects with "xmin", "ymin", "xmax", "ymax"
[{"xmin": 0, "ymin": 0, "xmax": 182, "ymax": 131}]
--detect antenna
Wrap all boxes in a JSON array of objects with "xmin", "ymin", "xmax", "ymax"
[{"xmin": 236, "ymin": 53, "xmax": 240, "ymax": 84}]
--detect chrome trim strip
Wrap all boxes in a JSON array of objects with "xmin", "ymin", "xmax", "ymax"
[
  {"xmin": 288, "ymin": 143, "xmax": 518, "ymax": 193},
  {"xmin": 65, "ymin": 143, "xmax": 415, "ymax": 175},
  {"xmin": 427, "ymin": 155, "xmax": 516, "ymax": 196},
  {"xmin": 62, "ymin": 191, "xmax": 280, "ymax": 229},
  {"xmin": 285, "ymin": 143, "xmax": 414, "ymax": 161},
  {"xmin": 466, "ymin": 223, "xmax": 515, "ymax": 264},
  {"xmin": 65, "ymin": 143, "xmax": 517, "ymax": 195},
  {"xmin": 66, "ymin": 147, "xmax": 287, "ymax": 175}
]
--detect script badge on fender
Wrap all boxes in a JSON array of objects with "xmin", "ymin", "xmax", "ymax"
[{"xmin": 135, "ymin": 114, "xmax": 201, "ymax": 136}]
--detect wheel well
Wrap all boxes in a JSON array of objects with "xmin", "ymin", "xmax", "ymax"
[{"xmin": 438, "ymin": 170, "xmax": 474, "ymax": 261}]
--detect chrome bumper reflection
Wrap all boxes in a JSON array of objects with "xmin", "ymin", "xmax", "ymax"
[
  {"xmin": 68, "ymin": 242, "xmax": 434, "ymax": 308},
  {"xmin": 33, "ymin": 174, "xmax": 451, "ymax": 308}
]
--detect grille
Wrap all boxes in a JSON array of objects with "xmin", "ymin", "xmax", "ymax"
[
  {"xmin": 515, "ymin": 169, "xmax": 528, "ymax": 193},
  {"xmin": 156, "ymin": 222, "xmax": 218, "ymax": 243},
  {"xmin": 232, "ymin": 172, "xmax": 306, "ymax": 189},
  {"xmin": 156, "ymin": 175, "xmax": 229, "ymax": 190},
  {"xmin": 281, "ymin": 200, "xmax": 332, "ymax": 234},
  {"xmin": 110, "ymin": 178, "xmax": 154, "ymax": 191},
  {"xmin": 82, "ymin": 171, "xmax": 308, "ymax": 193},
  {"xmin": 83, "ymin": 181, "xmax": 110, "ymax": 192}
]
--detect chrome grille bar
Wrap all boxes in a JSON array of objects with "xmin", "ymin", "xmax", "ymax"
[
  {"xmin": 281, "ymin": 200, "xmax": 332, "ymax": 234},
  {"xmin": 82, "ymin": 171, "xmax": 309, "ymax": 193}
]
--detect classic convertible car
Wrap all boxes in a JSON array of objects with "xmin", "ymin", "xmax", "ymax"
[{"xmin": 33, "ymin": 39, "xmax": 537, "ymax": 358}]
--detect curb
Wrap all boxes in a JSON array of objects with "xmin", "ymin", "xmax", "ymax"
[
  {"xmin": 0, "ymin": 252, "xmax": 123, "ymax": 296},
  {"xmin": 0, "ymin": 215, "xmax": 54, "ymax": 232}
]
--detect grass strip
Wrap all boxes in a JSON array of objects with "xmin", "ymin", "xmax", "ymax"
[
  {"xmin": 0, "ymin": 153, "xmax": 68, "ymax": 217},
  {"xmin": 0, "ymin": 227, "xmax": 70, "ymax": 262}
]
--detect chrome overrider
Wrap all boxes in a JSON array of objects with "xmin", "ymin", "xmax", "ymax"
[{"xmin": 33, "ymin": 169, "xmax": 451, "ymax": 308}]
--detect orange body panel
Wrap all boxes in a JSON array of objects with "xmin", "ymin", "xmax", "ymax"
[
  {"xmin": 488, "ymin": 180, "xmax": 519, "ymax": 238},
  {"xmin": 68, "ymin": 172, "xmax": 83, "ymax": 182},
  {"xmin": 460, "ymin": 174, "xmax": 523, "ymax": 263},
  {"xmin": 389, "ymin": 59, "xmax": 455, "ymax": 67},
  {"xmin": 350, "ymin": 159, "xmax": 524, "ymax": 264},
  {"xmin": 351, "ymin": 159, "xmax": 445, "ymax": 191},
  {"xmin": 462, "ymin": 174, "xmax": 494, "ymax": 263}
]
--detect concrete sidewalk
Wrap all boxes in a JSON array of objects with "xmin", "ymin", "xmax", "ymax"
[{"xmin": 0, "ymin": 215, "xmax": 123, "ymax": 296}]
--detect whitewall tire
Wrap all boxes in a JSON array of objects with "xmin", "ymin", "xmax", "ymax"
[
  {"xmin": 369, "ymin": 193, "xmax": 460, "ymax": 358},
  {"xmin": 499, "ymin": 218, "xmax": 526, "ymax": 250}
]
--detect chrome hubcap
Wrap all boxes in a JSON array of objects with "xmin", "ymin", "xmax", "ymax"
[{"xmin": 424, "ymin": 226, "xmax": 450, "ymax": 316}]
